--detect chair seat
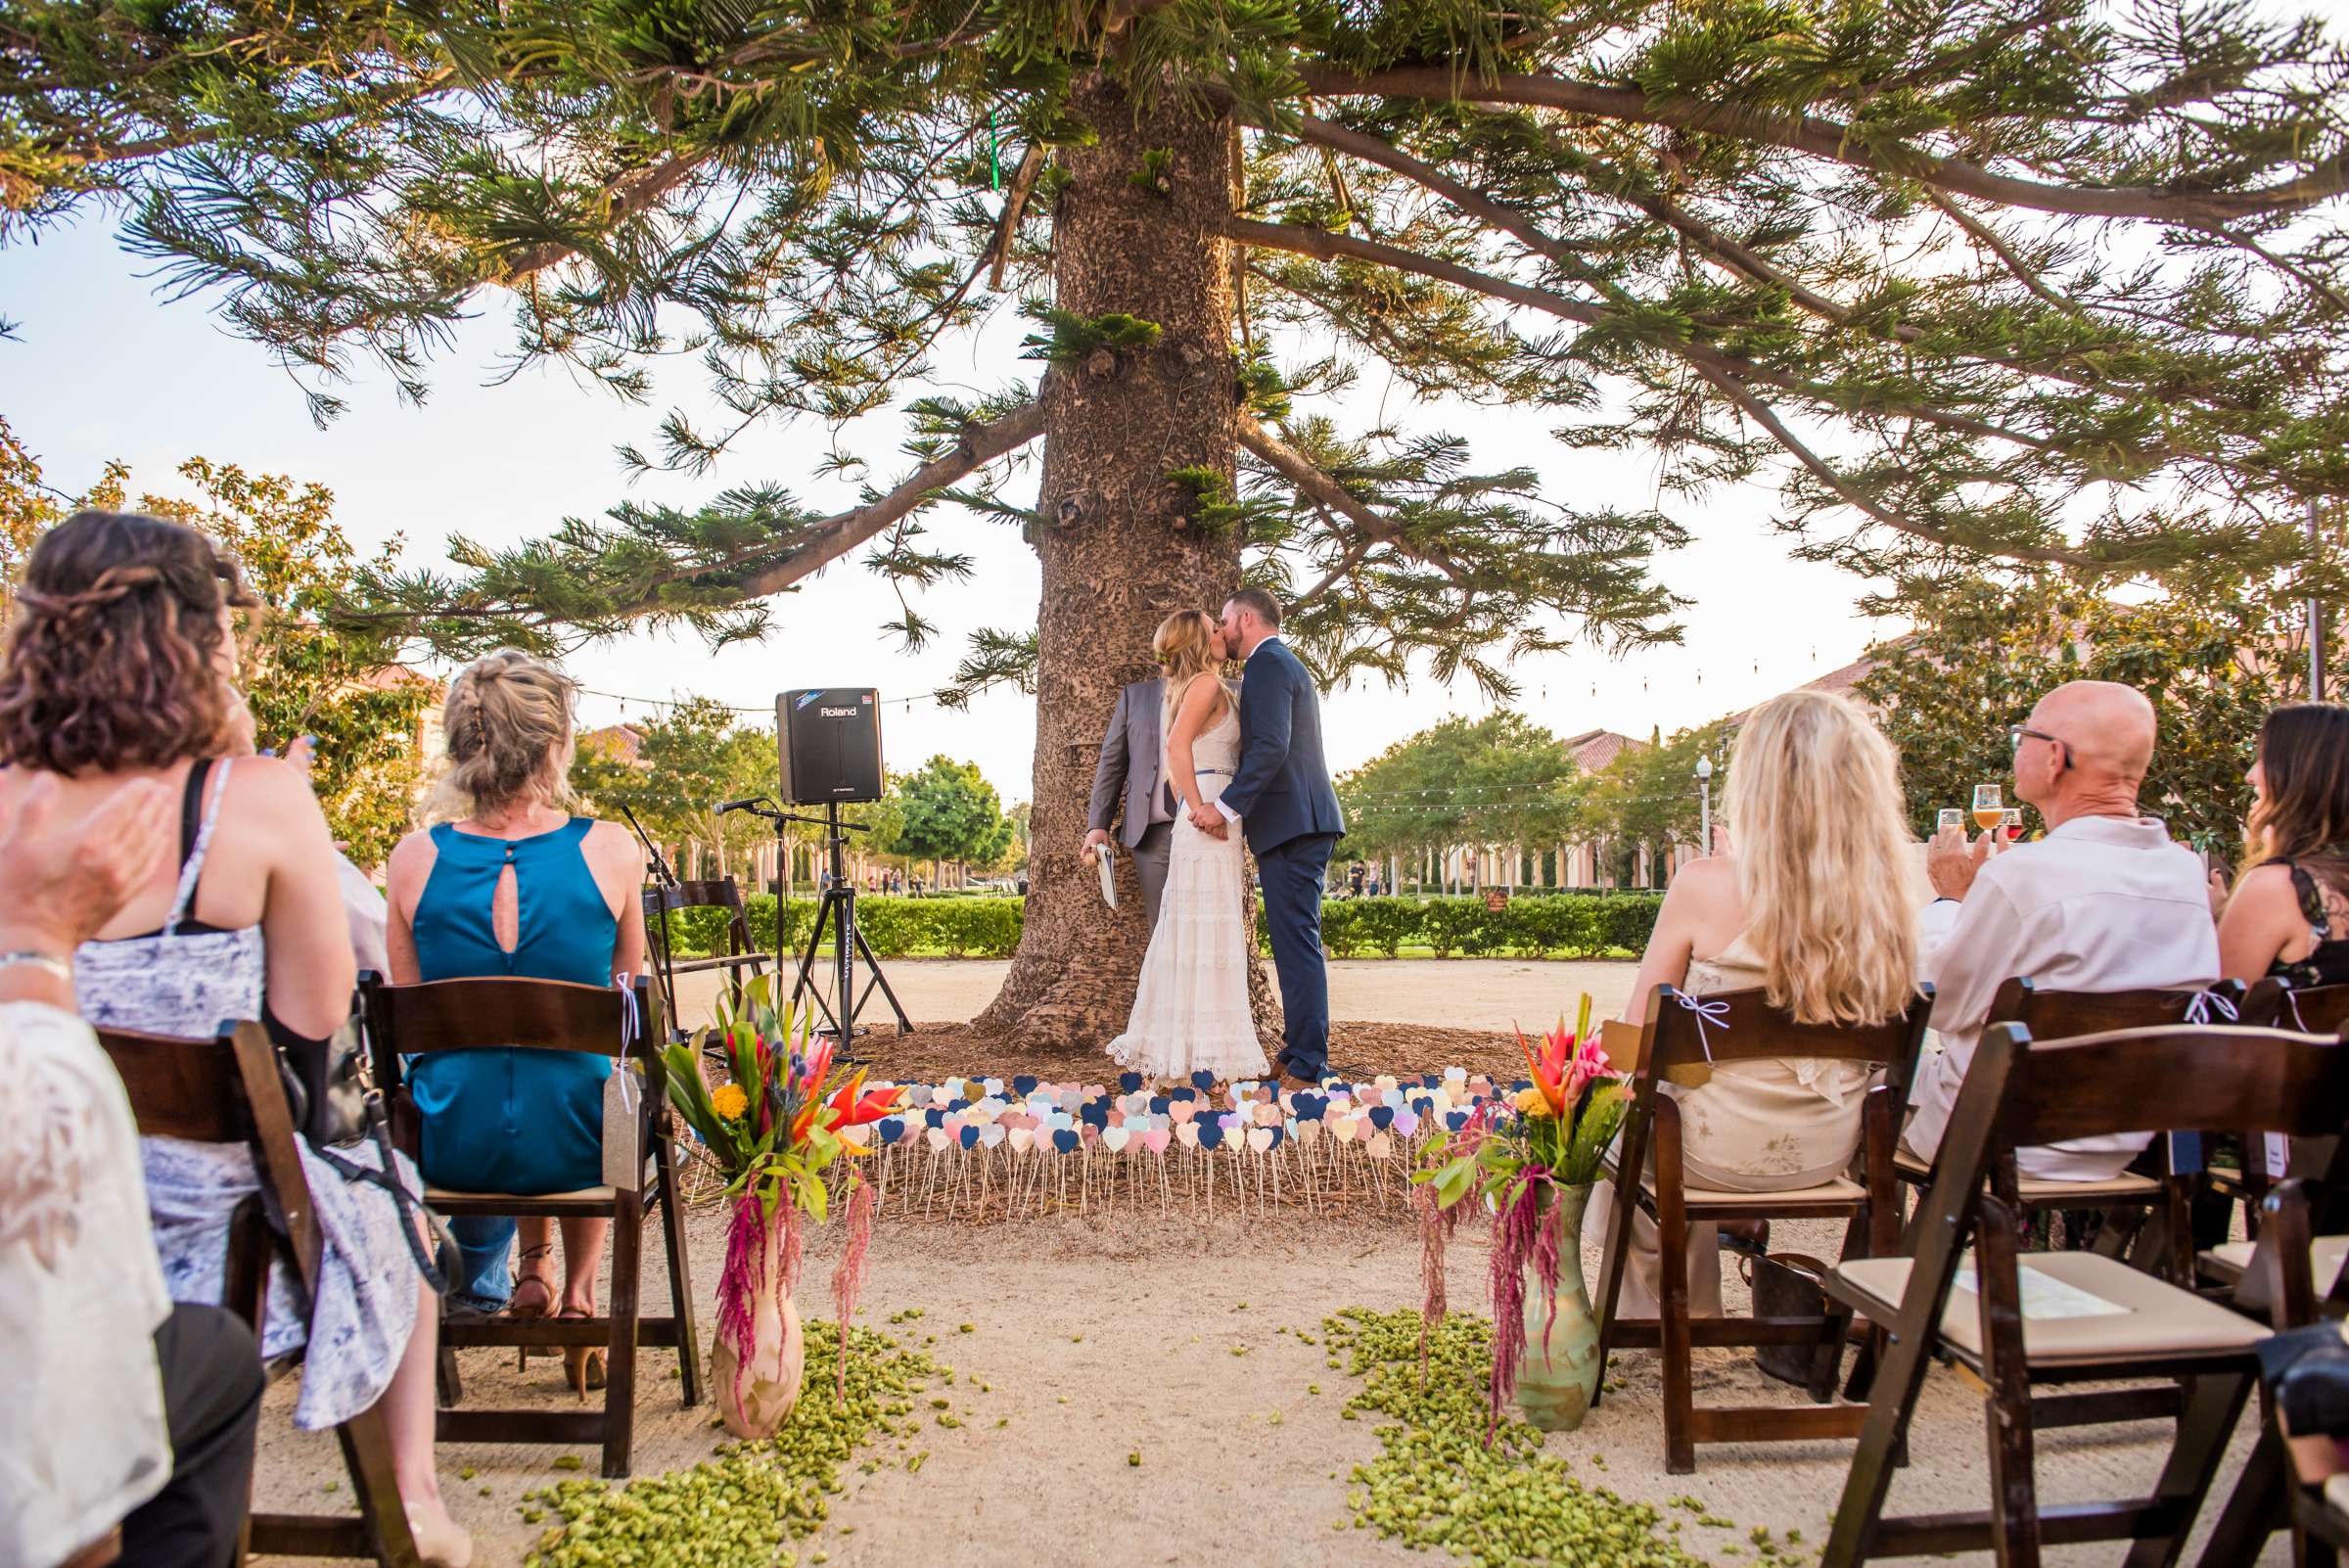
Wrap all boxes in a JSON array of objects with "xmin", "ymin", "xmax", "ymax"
[
  {"xmin": 1831, "ymin": 1250, "xmax": 2269, "ymax": 1369},
  {"xmin": 1891, "ymin": 1145, "xmax": 2163, "ymax": 1200},
  {"xmin": 428, "ymin": 1185, "xmax": 618, "ymax": 1204},
  {"xmin": 1639, "ymin": 1170, "xmax": 1867, "ymax": 1211},
  {"xmin": 2201, "ymin": 1235, "xmax": 2349, "ymax": 1289}
]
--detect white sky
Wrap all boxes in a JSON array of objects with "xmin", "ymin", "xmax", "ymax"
[{"xmin": 4, "ymin": 208, "xmax": 1895, "ymax": 800}]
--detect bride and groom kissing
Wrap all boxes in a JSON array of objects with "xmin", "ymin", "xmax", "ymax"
[{"xmin": 1081, "ymin": 588, "xmax": 1346, "ymax": 1093}]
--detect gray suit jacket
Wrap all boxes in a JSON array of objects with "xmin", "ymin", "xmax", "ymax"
[{"xmin": 1087, "ymin": 677, "xmax": 1172, "ymax": 849}]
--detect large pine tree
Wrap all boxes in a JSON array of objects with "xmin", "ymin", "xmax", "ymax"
[{"xmin": 11, "ymin": 0, "xmax": 2349, "ymax": 1042}]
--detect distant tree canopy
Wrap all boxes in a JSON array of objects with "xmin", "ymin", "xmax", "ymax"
[
  {"xmin": 1579, "ymin": 718, "xmax": 1738, "ymax": 865},
  {"xmin": 879, "ymin": 755, "xmax": 1017, "ymax": 870},
  {"xmin": 572, "ymin": 695, "xmax": 780, "ymax": 877},
  {"xmin": 1338, "ymin": 712, "xmax": 1585, "ymax": 862}
]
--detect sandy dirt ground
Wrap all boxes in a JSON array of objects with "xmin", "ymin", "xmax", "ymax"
[
  {"xmin": 255, "ymin": 1203, "xmax": 2289, "ymax": 1567},
  {"xmin": 247, "ymin": 960, "xmax": 2286, "ymax": 1564}
]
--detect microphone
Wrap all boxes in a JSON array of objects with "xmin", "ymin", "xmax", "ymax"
[{"xmin": 715, "ymin": 797, "xmax": 770, "ymax": 815}]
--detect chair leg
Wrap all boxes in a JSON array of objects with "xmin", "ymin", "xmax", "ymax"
[
  {"xmin": 655, "ymin": 1128, "xmax": 704, "ymax": 1407},
  {"xmin": 2193, "ymin": 1417, "xmax": 2290, "ymax": 1568},
  {"xmin": 337, "ymin": 1406, "xmax": 422, "ymax": 1568},
  {"xmin": 1819, "ymin": 1294, "xmax": 1941, "ymax": 1567},
  {"xmin": 2120, "ymin": 1372, "xmax": 2255, "ymax": 1568},
  {"xmin": 1808, "ymin": 1211, "xmax": 1864, "ymax": 1404},
  {"xmin": 436, "ymin": 1344, "xmax": 463, "ymax": 1408},
  {"xmin": 604, "ymin": 1189, "xmax": 644, "ymax": 1479},
  {"xmin": 1976, "ymin": 1203, "xmax": 2043, "ymax": 1568},
  {"xmin": 1657, "ymin": 1191, "xmax": 1696, "ymax": 1475}
]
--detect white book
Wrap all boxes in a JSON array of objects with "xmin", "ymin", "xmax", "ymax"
[{"xmin": 1096, "ymin": 843, "xmax": 1118, "ymax": 909}]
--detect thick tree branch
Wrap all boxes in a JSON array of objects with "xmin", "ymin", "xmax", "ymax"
[
  {"xmin": 988, "ymin": 144, "xmax": 1049, "ymax": 290},
  {"xmin": 1297, "ymin": 65, "xmax": 2349, "ymax": 224}
]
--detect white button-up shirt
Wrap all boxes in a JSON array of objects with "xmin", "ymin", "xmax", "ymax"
[{"xmin": 1909, "ymin": 814, "xmax": 2219, "ymax": 1179}]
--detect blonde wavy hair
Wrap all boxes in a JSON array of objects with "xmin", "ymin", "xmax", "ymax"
[
  {"xmin": 1154, "ymin": 609, "xmax": 1228, "ymax": 734},
  {"xmin": 423, "ymin": 649, "xmax": 579, "ymax": 823},
  {"xmin": 1723, "ymin": 689, "xmax": 1918, "ymax": 1026}
]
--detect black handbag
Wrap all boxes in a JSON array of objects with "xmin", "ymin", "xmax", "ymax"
[
  {"xmin": 267, "ymin": 1009, "xmax": 370, "ymax": 1148},
  {"xmin": 1741, "ymin": 1251, "xmax": 1840, "ymax": 1388}
]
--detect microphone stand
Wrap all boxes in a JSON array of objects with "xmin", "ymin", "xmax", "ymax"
[
  {"xmin": 621, "ymin": 803, "xmax": 686, "ymax": 1041},
  {"xmin": 719, "ymin": 797, "xmax": 910, "ymax": 1058}
]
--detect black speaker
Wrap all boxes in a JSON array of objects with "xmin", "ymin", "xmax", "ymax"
[{"xmin": 777, "ymin": 688, "xmax": 884, "ymax": 805}]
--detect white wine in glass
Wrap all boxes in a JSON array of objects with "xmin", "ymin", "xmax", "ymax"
[
  {"xmin": 1936, "ymin": 808, "xmax": 1967, "ymax": 835},
  {"xmin": 1972, "ymin": 784, "xmax": 2004, "ymax": 833}
]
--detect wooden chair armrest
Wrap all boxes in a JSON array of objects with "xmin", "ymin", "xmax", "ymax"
[{"xmin": 55, "ymin": 1524, "xmax": 122, "ymax": 1568}]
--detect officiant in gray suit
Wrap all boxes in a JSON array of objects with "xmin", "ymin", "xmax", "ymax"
[{"xmin": 1082, "ymin": 675, "xmax": 1175, "ymax": 930}]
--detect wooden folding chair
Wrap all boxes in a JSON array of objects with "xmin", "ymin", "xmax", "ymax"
[
  {"xmin": 2201, "ymin": 979, "xmax": 2349, "ymax": 1264},
  {"xmin": 1892, "ymin": 978, "xmax": 2260, "ymax": 1283},
  {"xmin": 1590, "ymin": 982, "xmax": 1934, "ymax": 1474},
  {"xmin": 1820, "ymin": 1020, "xmax": 2349, "ymax": 1568},
  {"xmin": 98, "ymin": 1022, "xmax": 422, "ymax": 1567},
  {"xmin": 643, "ymin": 877, "xmax": 768, "ymax": 1047},
  {"xmin": 360, "ymin": 974, "xmax": 702, "ymax": 1478}
]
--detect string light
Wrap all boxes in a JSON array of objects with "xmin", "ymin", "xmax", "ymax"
[{"xmin": 574, "ymin": 685, "xmax": 962, "ymax": 719}]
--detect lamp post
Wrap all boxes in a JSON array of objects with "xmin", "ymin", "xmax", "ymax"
[{"xmin": 1694, "ymin": 754, "xmax": 1715, "ymax": 859}]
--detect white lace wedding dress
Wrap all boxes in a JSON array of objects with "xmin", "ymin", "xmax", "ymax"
[{"xmin": 1104, "ymin": 693, "xmax": 1267, "ymax": 1082}]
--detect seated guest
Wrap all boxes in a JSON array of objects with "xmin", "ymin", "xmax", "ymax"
[
  {"xmin": 0, "ymin": 512, "xmax": 469, "ymax": 1565},
  {"xmin": 2218, "ymin": 704, "xmax": 2349, "ymax": 987},
  {"xmin": 2, "ymin": 771, "xmax": 266, "ymax": 1568},
  {"xmin": 385, "ymin": 651, "xmax": 647, "ymax": 1394},
  {"xmin": 1591, "ymin": 690, "xmax": 1920, "ymax": 1316},
  {"xmin": 1910, "ymin": 679, "xmax": 2218, "ymax": 1178}
]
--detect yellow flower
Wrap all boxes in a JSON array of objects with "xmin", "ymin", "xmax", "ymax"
[
  {"xmin": 712, "ymin": 1084, "xmax": 750, "ymax": 1122},
  {"xmin": 1514, "ymin": 1085, "xmax": 1553, "ymax": 1119}
]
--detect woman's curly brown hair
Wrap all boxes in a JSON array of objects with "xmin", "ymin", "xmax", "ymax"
[{"xmin": 0, "ymin": 511, "xmax": 256, "ymax": 774}]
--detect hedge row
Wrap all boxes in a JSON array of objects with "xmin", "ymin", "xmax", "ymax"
[
  {"xmin": 660, "ymin": 891, "xmax": 1661, "ymax": 963},
  {"xmin": 656, "ymin": 895, "xmax": 1025, "ymax": 960}
]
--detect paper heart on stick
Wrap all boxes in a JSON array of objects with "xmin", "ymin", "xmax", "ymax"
[
  {"xmin": 1196, "ymin": 1121, "xmax": 1224, "ymax": 1150},
  {"xmin": 1143, "ymin": 1128, "xmax": 1172, "ymax": 1154},
  {"xmin": 979, "ymin": 1122, "xmax": 1007, "ymax": 1149},
  {"xmin": 1168, "ymin": 1101, "xmax": 1197, "ymax": 1125},
  {"xmin": 1101, "ymin": 1125, "xmax": 1130, "ymax": 1153},
  {"xmin": 1296, "ymin": 1121, "xmax": 1321, "ymax": 1145},
  {"xmin": 926, "ymin": 1127, "xmax": 949, "ymax": 1151},
  {"xmin": 877, "ymin": 1118, "xmax": 904, "ymax": 1144},
  {"xmin": 1367, "ymin": 1105, "xmax": 1395, "ymax": 1131},
  {"xmin": 1051, "ymin": 1128, "xmax": 1080, "ymax": 1154},
  {"xmin": 1012, "ymin": 1074, "xmax": 1039, "ymax": 1095},
  {"xmin": 1246, "ymin": 1127, "xmax": 1274, "ymax": 1153},
  {"xmin": 1366, "ymin": 1131, "xmax": 1394, "ymax": 1160},
  {"xmin": 1008, "ymin": 1128, "xmax": 1035, "ymax": 1154},
  {"xmin": 1174, "ymin": 1122, "xmax": 1200, "ymax": 1148},
  {"xmin": 958, "ymin": 1125, "xmax": 980, "ymax": 1150},
  {"xmin": 1119, "ymin": 1072, "xmax": 1143, "ymax": 1093}
]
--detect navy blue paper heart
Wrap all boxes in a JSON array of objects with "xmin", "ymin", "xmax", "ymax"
[
  {"xmin": 1051, "ymin": 1128, "xmax": 1079, "ymax": 1154},
  {"xmin": 1119, "ymin": 1072, "xmax": 1143, "ymax": 1093},
  {"xmin": 1266, "ymin": 1126, "xmax": 1284, "ymax": 1148},
  {"xmin": 1189, "ymin": 1069, "xmax": 1216, "ymax": 1089},
  {"xmin": 1012, "ymin": 1074, "xmax": 1039, "ymax": 1095},
  {"xmin": 1080, "ymin": 1100, "xmax": 1109, "ymax": 1128},
  {"xmin": 1149, "ymin": 1095, "xmax": 1171, "ymax": 1116},
  {"xmin": 878, "ymin": 1118, "xmax": 904, "ymax": 1143},
  {"xmin": 1368, "ymin": 1105, "xmax": 1395, "ymax": 1130},
  {"xmin": 1445, "ymin": 1111, "xmax": 1468, "ymax": 1131},
  {"xmin": 1172, "ymin": 1087, "xmax": 1196, "ymax": 1103},
  {"xmin": 1420, "ymin": 1073, "xmax": 1441, "ymax": 1088},
  {"xmin": 958, "ymin": 1124, "xmax": 979, "ymax": 1149},
  {"xmin": 1196, "ymin": 1122, "xmax": 1224, "ymax": 1150},
  {"xmin": 924, "ymin": 1108, "xmax": 944, "ymax": 1129},
  {"xmin": 1293, "ymin": 1092, "xmax": 1325, "ymax": 1122}
]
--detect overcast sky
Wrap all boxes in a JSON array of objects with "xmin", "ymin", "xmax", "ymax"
[{"xmin": 2, "ymin": 193, "xmax": 1918, "ymax": 802}]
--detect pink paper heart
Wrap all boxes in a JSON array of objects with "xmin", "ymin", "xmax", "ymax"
[
  {"xmin": 1143, "ymin": 1128, "xmax": 1171, "ymax": 1154},
  {"xmin": 1168, "ymin": 1101, "xmax": 1197, "ymax": 1124}
]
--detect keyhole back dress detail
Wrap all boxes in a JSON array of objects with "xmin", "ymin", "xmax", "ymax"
[{"xmin": 406, "ymin": 817, "xmax": 619, "ymax": 1195}]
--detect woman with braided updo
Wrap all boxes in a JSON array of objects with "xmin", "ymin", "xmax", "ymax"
[
  {"xmin": 384, "ymin": 650, "xmax": 647, "ymax": 1397},
  {"xmin": 0, "ymin": 510, "xmax": 473, "ymax": 1566}
]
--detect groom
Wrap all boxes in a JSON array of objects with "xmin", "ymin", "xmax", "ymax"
[{"xmin": 1203, "ymin": 587, "xmax": 1346, "ymax": 1089}]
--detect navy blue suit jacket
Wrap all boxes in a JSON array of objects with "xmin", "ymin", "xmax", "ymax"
[{"xmin": 1220, "ymin": 638, "xmax": 1346, "ymax": 854}]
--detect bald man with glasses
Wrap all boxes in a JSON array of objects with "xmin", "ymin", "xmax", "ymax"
[{"xmin": 1905, "ymin": 680, "xmax": 2220, "ymax": 1180}]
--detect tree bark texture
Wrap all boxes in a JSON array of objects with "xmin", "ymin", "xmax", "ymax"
[{"xmin": 974, "ymin": 74, "xmax": 1274, "ymax": 1051}]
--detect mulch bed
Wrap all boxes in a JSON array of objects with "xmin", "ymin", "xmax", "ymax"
[{"xmin": 835, "ymin": 1019, "xmax": 1529, "ymax": 1086}]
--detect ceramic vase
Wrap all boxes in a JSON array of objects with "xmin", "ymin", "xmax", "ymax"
[
  {"xmin": 1516, "ymin": 1182, "xmax": 1601, "ymax": 1432},
  {"xmin": 712, "ymin": 1199, "xmax": 806, "ymax": 1439}
]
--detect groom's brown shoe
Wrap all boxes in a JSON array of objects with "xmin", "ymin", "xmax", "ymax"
[{"xmin": 1274, "ymin": 1070, "xmax": 1317, "ymax": 1093}]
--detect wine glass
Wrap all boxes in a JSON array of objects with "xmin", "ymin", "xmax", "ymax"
[
  {"xmin": 1936, "ymin": 807, "xmax": 1966, "ymax": 836},
  {"xmin": 2002, "ymin": 807, "xmax": 2024, "ymax": 842},
  {"xmin": 1972, "ymin": 784, "xmax": 2004, "ymax": 834}
]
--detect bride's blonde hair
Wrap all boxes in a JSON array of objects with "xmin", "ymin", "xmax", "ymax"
[
  {"xmin": 1724, "ymin": 689, "xmax": 1917, "ymax": 1026},
  {"xmin": 1154, "ymin": 609, "xmax": 1227, "ymax": 732}
]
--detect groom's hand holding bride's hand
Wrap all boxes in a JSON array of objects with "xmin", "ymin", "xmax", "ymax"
[{"xmin": 1189, "ymin": 804, "xmax": 1228, "ymax": 839}]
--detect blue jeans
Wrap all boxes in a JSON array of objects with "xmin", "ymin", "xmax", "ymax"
[{"xmin": 448, "ymin": 1216, "xmax": 516, "ymax": 1313}]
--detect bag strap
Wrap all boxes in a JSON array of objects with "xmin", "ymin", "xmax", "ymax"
[{"xmin": 307, "ymin": 1099, "xmax": 451, "ymax": 1295}]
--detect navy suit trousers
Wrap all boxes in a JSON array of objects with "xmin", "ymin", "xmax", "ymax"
[{"xmin": 1258, "ymin": 832, "xmax": 1340, "ymax": 1080}]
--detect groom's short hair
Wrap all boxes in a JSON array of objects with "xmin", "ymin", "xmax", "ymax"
[{"xmin": 1227, "ymin": 586, "xmax": 1281, "ymax": 629}]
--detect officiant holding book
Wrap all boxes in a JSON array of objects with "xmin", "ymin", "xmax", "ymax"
[{"xmin": 1082, "ymin": 674, "xmax": 1176, "ymax": 930}]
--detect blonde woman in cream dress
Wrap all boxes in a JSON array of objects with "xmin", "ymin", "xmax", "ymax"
[{"xmin": 1589, "ymin": 689, "xmax": 1921, "ymax": 1317}]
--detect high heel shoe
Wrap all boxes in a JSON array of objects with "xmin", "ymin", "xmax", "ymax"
[
  {"xmin": 405, "ymin": 1504, "xmax": 475, "ymax": 1568},
  {"xmin": 559, "ymin": 1305, "xmax": 607, "ymax": 1399},
  {"xmin": 504, "ymin": 1243, "xmax": 557, "ymax": 1372}
]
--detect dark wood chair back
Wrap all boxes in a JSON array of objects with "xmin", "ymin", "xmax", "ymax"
[
  {"xmin": 95, "ymin": 1021, "xmax": 420, "ymax": 1567},
  {"xmin": 1641, "ymin": 982, "xmax": 1935, "ymax": 1087},
  {"xmin": 1984, "ymin": 975, "xmax": 2262, "ymax": 1037},
  {"xmin": 1976, "ymin": 1022, "xmax": 2349, "ymax": 1156},
  {"xmin": 642, "ymin": 876, "xmax": 766, "ymax": 1038},
  {"xmin": 2251, "ymin": 977, "xmax": 2349, "ymax": 1038}
]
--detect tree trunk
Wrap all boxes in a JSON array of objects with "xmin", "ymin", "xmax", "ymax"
[{"xmin": 977, "ymin": 75, "xmax": 1264, "ymax": 1051}]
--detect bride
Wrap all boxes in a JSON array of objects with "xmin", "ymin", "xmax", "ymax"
[{"xmin": 1105, "ymin": 609, "xmax": 1267, "ymax": 1084}]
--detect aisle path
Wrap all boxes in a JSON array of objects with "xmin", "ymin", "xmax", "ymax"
[{"xmin": 672, "ymin": 957, "xmax": 1640, "ymax": 1035}]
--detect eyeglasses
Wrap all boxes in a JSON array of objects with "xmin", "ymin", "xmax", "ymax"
[{"xmin": 2008, "ymin": 724, "xmax": 2071, "ymax": 767}]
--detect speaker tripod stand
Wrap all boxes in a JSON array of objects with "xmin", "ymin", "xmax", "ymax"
[{"xmin": 734, "ymin": 799, "xmax": 910, "ymax": 1049}]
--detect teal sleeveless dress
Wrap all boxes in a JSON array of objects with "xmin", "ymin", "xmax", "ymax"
[{"xmin": 407, "ymin": 818, "xmax": 617, "ymax": 1195}]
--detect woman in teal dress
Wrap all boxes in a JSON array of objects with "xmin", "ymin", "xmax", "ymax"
[{"xmin": 386, "ymin": 650, "xmax": 647, "ymax": 1389}]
